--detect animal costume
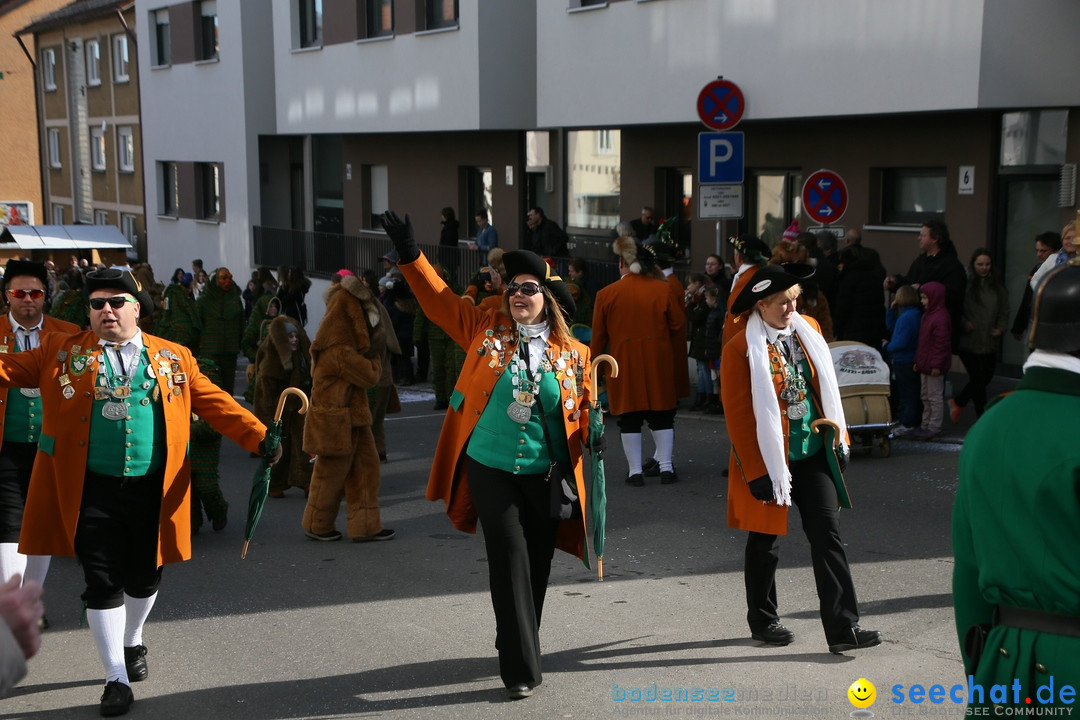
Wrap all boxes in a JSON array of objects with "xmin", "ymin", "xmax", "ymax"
[
  {"xmin": 253, "ymin": 316, "xmax": 313, "ymax": 495},
  {"xmin": 301, "ymin": 275, "xmax": 386, "ymax": 540}
]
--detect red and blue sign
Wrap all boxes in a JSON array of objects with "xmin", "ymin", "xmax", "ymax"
[
  {"xmin": 696, "ymin": 79, "xmax": 745, "ymax": 131},
  {"xmin": 802, "ymin": 170, "xmax": 848, "ymax": 224}
]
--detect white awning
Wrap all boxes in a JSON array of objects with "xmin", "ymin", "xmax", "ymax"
[{"xmin": 0, "ymin": 224, "xmax": 132, "ymax": 251}]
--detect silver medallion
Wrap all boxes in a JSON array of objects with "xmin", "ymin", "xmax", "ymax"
[
  {"xmin": 786, "ymin": 402, "xmax": 808, "ymax": 420},
  {"xmin": 506, "ymin": 401, "xmax": 532, "ymax": 423},
  {"xmin": 19, "ymin": 388, "xmax": 41, "ymax": 398},
  {"xmin": 62, "ymin": 385, "xmax": 76, "ymax": 400},
  {"xmin": 102, "ymin": 401, "xmax": 128, "ymax": 421}
]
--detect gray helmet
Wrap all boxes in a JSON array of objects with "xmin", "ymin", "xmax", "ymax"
[{"xmin": 1029, "ymin": 261, "xmax": 1080, "ymax": 353}]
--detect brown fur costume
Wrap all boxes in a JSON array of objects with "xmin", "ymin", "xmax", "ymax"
[
  {"xmin": 254, "ymin": 315, "xmax": 313, "ymax": 494},
  {"xmin": 301, "ymin": 275, "xmax": 388, "ymax": 539}
]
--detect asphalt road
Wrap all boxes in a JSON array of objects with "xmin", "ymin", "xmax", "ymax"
[{"xmin": 0, "ymin": 377, "xmax": 992, "ymax": 720}]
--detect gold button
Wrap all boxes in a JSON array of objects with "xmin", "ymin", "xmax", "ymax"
[
  {"xmin": 514, "ymin": 465, "xmax": 520, "ymax": 471},
  {"xmin": 124, "ymin": 468, "xmax": 131, "ymax": 474},
  {"xmin": 474, "ymin": 410, "xmax": 481, "ymax": 415},
  {"xmin": 482, "ymin": 391, "xmax": 489, "ymax": 397},
  {"xmin": 494, "ymin": 371, "xmax": 501, "ymax": 376},
  {"xmin": 999, "ymin": 648, "xmax": 1009, "ymax": 657},
  {"xmin": 84, "ymin": 392, "xmax": 90, "ymax": 397},
  {"xmin": 29, "ymin": 413, "xmax": 35, "ymax": 418},
  {"xmin": 126, "ymin": 442, "xmax": 132, "ymax": 448},
  {"xmin": 125, "ymin": 456, "xmax": 131, "ymax": 461},
  {"xmin": 518, "ymin": 439, "xmax": 525, "ymax": 444},
  {"xmin": 519, "ymin": 426, "xmax": 526, "ymax": 431},
  {"xmin": 80, "ymin": 416, "xmax": 87, "ymax": 422},
  {"xmin": 516, "ymin": 453, "xmax": 523, "ymax": 458},
  {"xmin": 1036, "ymin": 663, "xmax": 1048, "ymax": 673},
  {"xmin": 126, "ymin": 429, "xmax": 133, "ymax": 434},
  {"xmin": 79, "ymin": 441, "xmax": 85, "ymax": 446}
]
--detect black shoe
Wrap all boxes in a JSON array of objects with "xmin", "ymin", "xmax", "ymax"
[
  {"xmin": 751, "ymin": 621, "xmax": 795, "ymax": 646},
  {"xmin": 625, "ymin": 473, "xmax": 644, "ymax": 487},
  {"xmin": 642, "ymin": 458, "xmax": 660, "ymax": 477},
  {"xmin": 433, "ymin": 401, "xmax": 449, "ymax": 411},
  {"xmin": 305, "ymin": 529, "xmax": 343, "ymax": 542},
  {"xmin": 212, "ymin": 511, "xmax": 228, "ymax": 532},
  {"xmin": 99, "ymin": 680, "xmax": 134, "ymax": 717},
  {"xmin": 506, "ymin": 683, "xmax": 533, "ymax": 700},
  {"xmin": 378, "ymin": 451, "xmax": 388, "ymax": 463},
  {"xmin": 828, "ymin": 626, "xmax": 882, "ymax": 654},
  {"xmin": 124, "ymin": 645, "xmax": 148, "ymax": 682},
  {"xmin": 660, "ymin": 470, "xmax": 678, "ymax": 484},
  {"xmin": 353, "ymin": 528, "xmax": 395, "ymax": 543}
]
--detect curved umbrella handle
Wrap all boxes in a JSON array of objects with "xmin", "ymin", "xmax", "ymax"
[
  {"xmin": 810, "ymin": 418, "xmax": 843, "ymax": 450},
  {"xmin": 590, "ymin": 353, "xmax": 619, "ymax": 403},
  {"xmin": 274, "ymin": 387, "xmax": 310, "ymax": 423}
]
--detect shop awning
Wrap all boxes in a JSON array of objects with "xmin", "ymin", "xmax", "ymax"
[{"xmin": 0, "ymin": 225, "xmax": 132, "ymax": 251}]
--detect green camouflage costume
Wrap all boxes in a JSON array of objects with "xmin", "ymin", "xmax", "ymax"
[
  {"xmin": 413, "ymin": 267, "xmax": 465, "ymax": 409},
  {"xmin": 196, "ymin": 269, "xmax": 245, "ymax": 394},
  {"xmin": 155, "ymin": 282, "xmax": 202, "ymax": 353},
  {"xmin": 47, "ymin": 288, "xmax": 88, "ymax": 329},
  {"xmin": 190, "ymin": 357, "xmax": 228, "ymax": 532}
]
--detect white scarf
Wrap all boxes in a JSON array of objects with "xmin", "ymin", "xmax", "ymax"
[
  {"xmin": 746, "ymin": 311, "xmax": 847, "ymax": 506},
  {"xmin": 1023, "ymin": 349, "xmax": 1080, "ymax": 375}
]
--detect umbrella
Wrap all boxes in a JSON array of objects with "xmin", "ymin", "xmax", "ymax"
[
  {"xmin": 242, "ymin": 387, "xmax": 309, "ymax": 559},
  {"xmin": 589, "ymin": 354, "xmax": 618, "ymax": 580}
]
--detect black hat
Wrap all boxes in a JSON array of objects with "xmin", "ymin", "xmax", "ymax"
[
  {"xmin": 730, "ymin": 263, "xmax": 816, "ymax": 315},
  {"xmin": 729, "ymin": 234, "xmax": 770, "ymax": 265},
  {"xmin": 502, "ymin": 250, "xmax": 576, "ymax": 320},
  {"xmin": 85, "ymin": 268, "xmax": 154, "ymax": 319},
  {"xmin": 3, "ymin": 260, "xmax": 48, "ymax": 288},
  {"xmin": 1029, "ymin": 262, "xmax": 1080, "ymax": 354}
]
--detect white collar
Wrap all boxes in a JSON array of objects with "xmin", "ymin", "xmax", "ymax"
[
  {"xmin": 762, "ymin": 321, "xmax": 793, "ymax": 346},
  {"xmin": 9, "ymin": 314, "xmax": 43, "ymax": 334},
  {"xmin": 1024, "ymin": 349, "xmax": 1080, "ymax": 375},
  {"xmin": 98, "ymin": 330, "xmax": 144, "ymax": 351}
]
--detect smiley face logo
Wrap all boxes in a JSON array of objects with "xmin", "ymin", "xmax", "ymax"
[{"xmin": 848, "ymin": 678, "xmax": 876, "ymax": 709}]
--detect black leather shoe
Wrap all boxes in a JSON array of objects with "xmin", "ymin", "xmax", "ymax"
[
  {"xmin": 506, "ymin": 683, "xmax": 533, "ymax": 700},
  {"xmin": 99, "ymin": 680, "xmax": 134, "ymax": 717},
  {"xmin": 642, "ymin": 458, "xmax": 660, "ymax": 477},
  {"xmin": 124, "ymin": 645, "xmax": 148, "ymax": 682},
  {"xmin": 828, "ymin": 626, "xmax": 882, "ymax": 654},
  {"xmin": 625, "ymin": 473, "xmax": 644, "ymax": 487},
  {"xmin": 660, "ymin": 469, "xmax": 678, "ymax": 484},
  {"xmin": 751, "ymin": 621, "xmax": 795, "ymax": 646}
]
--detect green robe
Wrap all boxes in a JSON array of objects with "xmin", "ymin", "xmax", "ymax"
[{"xmin": 952, "ymin": 366, "xmax": 1080, "ymax": 705}]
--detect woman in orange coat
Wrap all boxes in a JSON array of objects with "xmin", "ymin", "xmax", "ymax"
[
  {"xmin": 721, "ymin": 263, "xmax": 881, "ymax": 655},
  {"xmin": 382, "ymin": 211, "xmax": 596, "ymax": 701}
]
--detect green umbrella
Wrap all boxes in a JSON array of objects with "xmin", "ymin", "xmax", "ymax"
[
  {"xmin": 242, "ymin": 387, "xmax": 309, "ymax": 559},
  {"xmin": 589, "ymin": 354, "xmax": 618, "ymax": 581}
]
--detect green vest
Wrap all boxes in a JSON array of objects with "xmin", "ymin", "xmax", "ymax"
[
  {"xmin": 86, "ymin": 347, "xmax": 167, "ymax": 477},
  {"xmin": 467, "ymin": 362, "xmax": 569, "ymax": 475},
  {"xmin": 787, "ymin": 356, "xmax": 823, "ymax": 461},
  {"xmin": 4, "ymin": 340, "xmax": 42, "ymax": 444}
]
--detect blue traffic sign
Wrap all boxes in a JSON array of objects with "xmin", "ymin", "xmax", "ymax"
[{"xmin": 698, "ymin": 132, "xmax": 744, "ymax": 184}]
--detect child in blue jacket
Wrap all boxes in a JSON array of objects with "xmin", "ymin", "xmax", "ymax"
[{"xmin": 884, "ymin": 285, "xmax": 921, "ymax": 434}]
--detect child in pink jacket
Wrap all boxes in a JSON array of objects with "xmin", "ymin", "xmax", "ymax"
[{"xmin": 912, "ymin": 281, "xmax": 951, "ymax": 439}]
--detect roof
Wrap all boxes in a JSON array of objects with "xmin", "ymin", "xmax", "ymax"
[
  {"xmin": 16, "ymin": 0, "xmax": 130, "ymax": 36},
  {"xmin": 0, "ymin": 224, "xmax": 132, "ymax": 251}
]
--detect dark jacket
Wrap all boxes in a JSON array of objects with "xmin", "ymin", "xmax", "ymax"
[
  {"xmin": 894, "ymin": 246, "xmax": 967, "ymax": 334},
  {"xmin": 832, "ymin": 246, "xmax": 886, "ymax": 347},
  {"xmin": 703, "ymin": 304, "xmax": 725, "ymax": 362},
  {"xmin": 528, "ymin": 218, "xmax": 569, "ymax": 258}
]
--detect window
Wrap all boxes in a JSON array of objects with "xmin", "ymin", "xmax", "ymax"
[
  {"xmin": 113, "ymin": 34, "xmax": 130, "ymax": 81},
  {"xmin": 42, "ymin": 48, "xmax": 56, "ymax": 90},
  {"xmin": 48, "ymin": 129, "xmax": 62, "ymax": 169},
  {"xmin": 298, "ymin": 0, "xmax": 322, "ymax": 48},
  {"xmin": 121, "ymin": 214, "xmax": 138, "ymax": 244},
  {"xmin": 159, "ymin": 161, "xmax": 178, "ymax": 216},
  {"xmin": 52, "ymin": 205, "xmax": 64, "ymax": 224},
  {"xmin": 751, "ymin": 171, "xmax": 803, "ymax": 247},
  {"xmin": 567, "ymin": 129, "xmax": 620, "ymax": 230},
  {"xmin": 152, "ymin": 9, "xmax": 171, "ymax": 66},
  {"xmin": 425, "ymin": 0, "xmax": 458, "ymax": 29},
  {"xmin": 879, "ymin": 168, "xmax": 946, "ymax": 225},
  {"xmin": 368, "ymin": 164, "xmax": 388, "ymax": 229},
  {"xmin": 197, "ymin": 162, "xmax": 222, "ymax": 220},
  {"xmin": 86, "ymin": 40, "xmax": 101, "ymax": 86},
  {"xmin": 91, "ymin": 127, "xmax": 107, "ymax": 171},
  {"xmin": 95, "ymin": 210, "xmax": 109, "ymax": 225},
  {"xmin": 199, "ymin": 1, "xmax": 219, "ymax": 60},
  {"xmin": 118, "ymin": 127, "xmax": 135, "ymax": 172},
  {"xmin": 366, "ymin": 0, "xmax": 393, "ymax": 37}
]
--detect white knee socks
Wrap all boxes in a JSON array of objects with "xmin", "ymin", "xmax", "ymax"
[
  {"xmin": 621, "ymin": 432, "xmax": 643, "ymax": 476},
  {"xmin": 87, "ymin": 606, "xmax": 127, "ymax": 684},
  {"xmin": 22, "ymin": 555, "xmax": 50, "ymax": 587},
  {"xmin": 124, "ymin": 592, "xmax": 157, "ymax": 648},
  {"xmin": 0, "ymin": 543, "xmax": 26, "ymax": 584}
]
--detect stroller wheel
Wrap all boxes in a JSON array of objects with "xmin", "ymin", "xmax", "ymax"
[{"xmin": 880, "ymin": 437, "xmax": 891, "ymax": 458}]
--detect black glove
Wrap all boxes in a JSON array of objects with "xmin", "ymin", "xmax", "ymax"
[
  {"xmin": 747, "ymin": 476, "xmax": 774, "ymax": 502},
  {"xmin": 258, "ymin": 438, "xmax": 284, "ymax": 466},
  {"xmin": 838, "ymin": 447, "xmax": 849, "ymax": 473},
  {"xmin": 379, "ymin": 211, "xmax": 420, "ymax": 263},
  {"xmin": 589, "ymin": 432, "xmax": 606, "ymax": 455}
]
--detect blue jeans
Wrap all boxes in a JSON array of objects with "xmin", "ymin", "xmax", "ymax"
[{"xmin": 893, "ymin": 361, "xmax": 920, "ymax": 428}]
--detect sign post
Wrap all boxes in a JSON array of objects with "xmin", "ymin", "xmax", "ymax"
[{"xmin": 696, "ymin": 78, "xmax": 747, "ymax": 223}]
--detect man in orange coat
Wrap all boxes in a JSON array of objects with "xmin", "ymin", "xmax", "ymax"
[
  {"xmin": 0, "ymin": 269, "xmax": 276, "ymax": 716},
  {"xmin": 0, "ymin": 260, "xmax": 78, "ymax": 593},
  {"xmin": 591, "ymin": 236, "xmax": 684, "ymax": 486}
]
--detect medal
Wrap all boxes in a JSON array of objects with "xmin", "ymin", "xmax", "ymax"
[
  {"xmin": 786, "ymin": 402, "xmax": 809, "ymax": 420},
  {"xmin": 516, "ymin": 391, "xmax": 534, "ymax": 405},
  {"xmin": 102, "ymin": 401, "xmax": 127, "ymax": 420},
  {"xmin": 506, "ymin": 401, "xmax": 532, "ymax": 423},
  {"xmin": 62, "ymin": 385, "xmax": 75, "ymax": 400},
  {"xmin": 172, "ymin": 372, "xmax": 187, "ymax": 385},
  {"xmin": 19, "ymin": 388, "xmax": 41, "ymax": 397}
]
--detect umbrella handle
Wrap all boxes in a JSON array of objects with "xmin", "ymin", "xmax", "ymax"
[
  {"xmin": 274, "ymin": 387, "xmax": 310, "ymax": 424},
  {"xmin": 810, "ymin": 418, "xmax": 843, "ymax": 450},
  {"xmin": 590, "ymin": 353, "xmax": 619, "ymax": 398}
]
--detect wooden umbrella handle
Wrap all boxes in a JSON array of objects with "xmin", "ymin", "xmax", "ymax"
[
  {"xmin": 810, "ymin": 418, "xmax": 843, "ymax": 450},
  {"xmin": 590, "ymin": 353, "xmax": 619, "ymax": 397},
  {"xmin": 274, "ymin": 387, "xmax": 310, "ymax": 423}
]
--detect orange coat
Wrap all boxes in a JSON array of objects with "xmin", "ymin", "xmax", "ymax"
[
  {"xmin": 0, "ymin": 330, "xmax": 266, "ymax": 564},
  {"xmin": 721, "ymin": 316, "xmax": 850, "ymax": 536},
  {"xmin": 722, "ymin": 265, "xmax": 762, "ymax": 347},
  {"xmin": 0, "ymin": 314, "xmax": 80, "ymax": 453},
  {"xmin": 398, "ymin": 254, "xmax": 594, "ymax": 561},
  {"xmin": 590, "ymin": 273, "xmax": 683, "ymax": 415},
  {"xmin": 664, "ymin": 273, "xmax": 691, "ymax": 398}
]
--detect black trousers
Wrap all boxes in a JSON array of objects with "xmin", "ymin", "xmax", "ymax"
[
  {"xmin": 616, "ymin": 408, "xmax": 676, "ymax": 433},
  {"xmin": 955, "ymin": 351, "xmax": 997, "ymax": 415},
  {"xmin": 74, "ymin": 470, "xmax": 165, "ymax": 610},
  {"xmin": 744, "ymin": 449, "xmax": 859, "ymax": 642},
  {"xmin": 466, "ymin": 457, "xmax": 558, "ymax": 689},
  {"xmin": 0, "ymin": 442, "xmax": 39, "ymax": 543}
]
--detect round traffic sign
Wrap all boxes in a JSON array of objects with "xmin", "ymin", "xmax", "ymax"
[
  {"xmin": 696, "ymin": 79, "xmax": 745, "ymax": 131},
  {"xmin": 801, "ymin": 170, "xmax": 848, "ymax": 225}
]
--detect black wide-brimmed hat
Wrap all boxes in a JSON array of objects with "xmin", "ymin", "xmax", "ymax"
[
  {"xmin": 85, "ymin": 268, "xmax": 154, "ymax": 319},
  {"xmin": 1029, "ymin": 262, "xmax": 1080, "ymax": 354},
  {"xmin": 730, "ymin": 263, "xmax": 816, "ymax": 315},
  {"xmin": 3, "ymin": 260, "xmax": 48, "ymax": 288},
  {"xmin": 502, "ymin": 249, "xmax": 575, "ymax": 320}
]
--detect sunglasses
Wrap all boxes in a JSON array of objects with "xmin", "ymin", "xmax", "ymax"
[
  {"xmin": 507, "ymin": 282, "xmax": 542, "ymax": 297},
  {"xmin": 89, "ymin": 295, "xmax": 136, "ymax": 310},
  {"xmin": 7, "ymin": 289, "xmax": 44, "ymax": 300}
]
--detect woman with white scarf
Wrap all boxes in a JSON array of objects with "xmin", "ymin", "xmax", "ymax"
[{"xmin": 721, "ymin": 263, "xmax": 882, "ymax": 654}]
